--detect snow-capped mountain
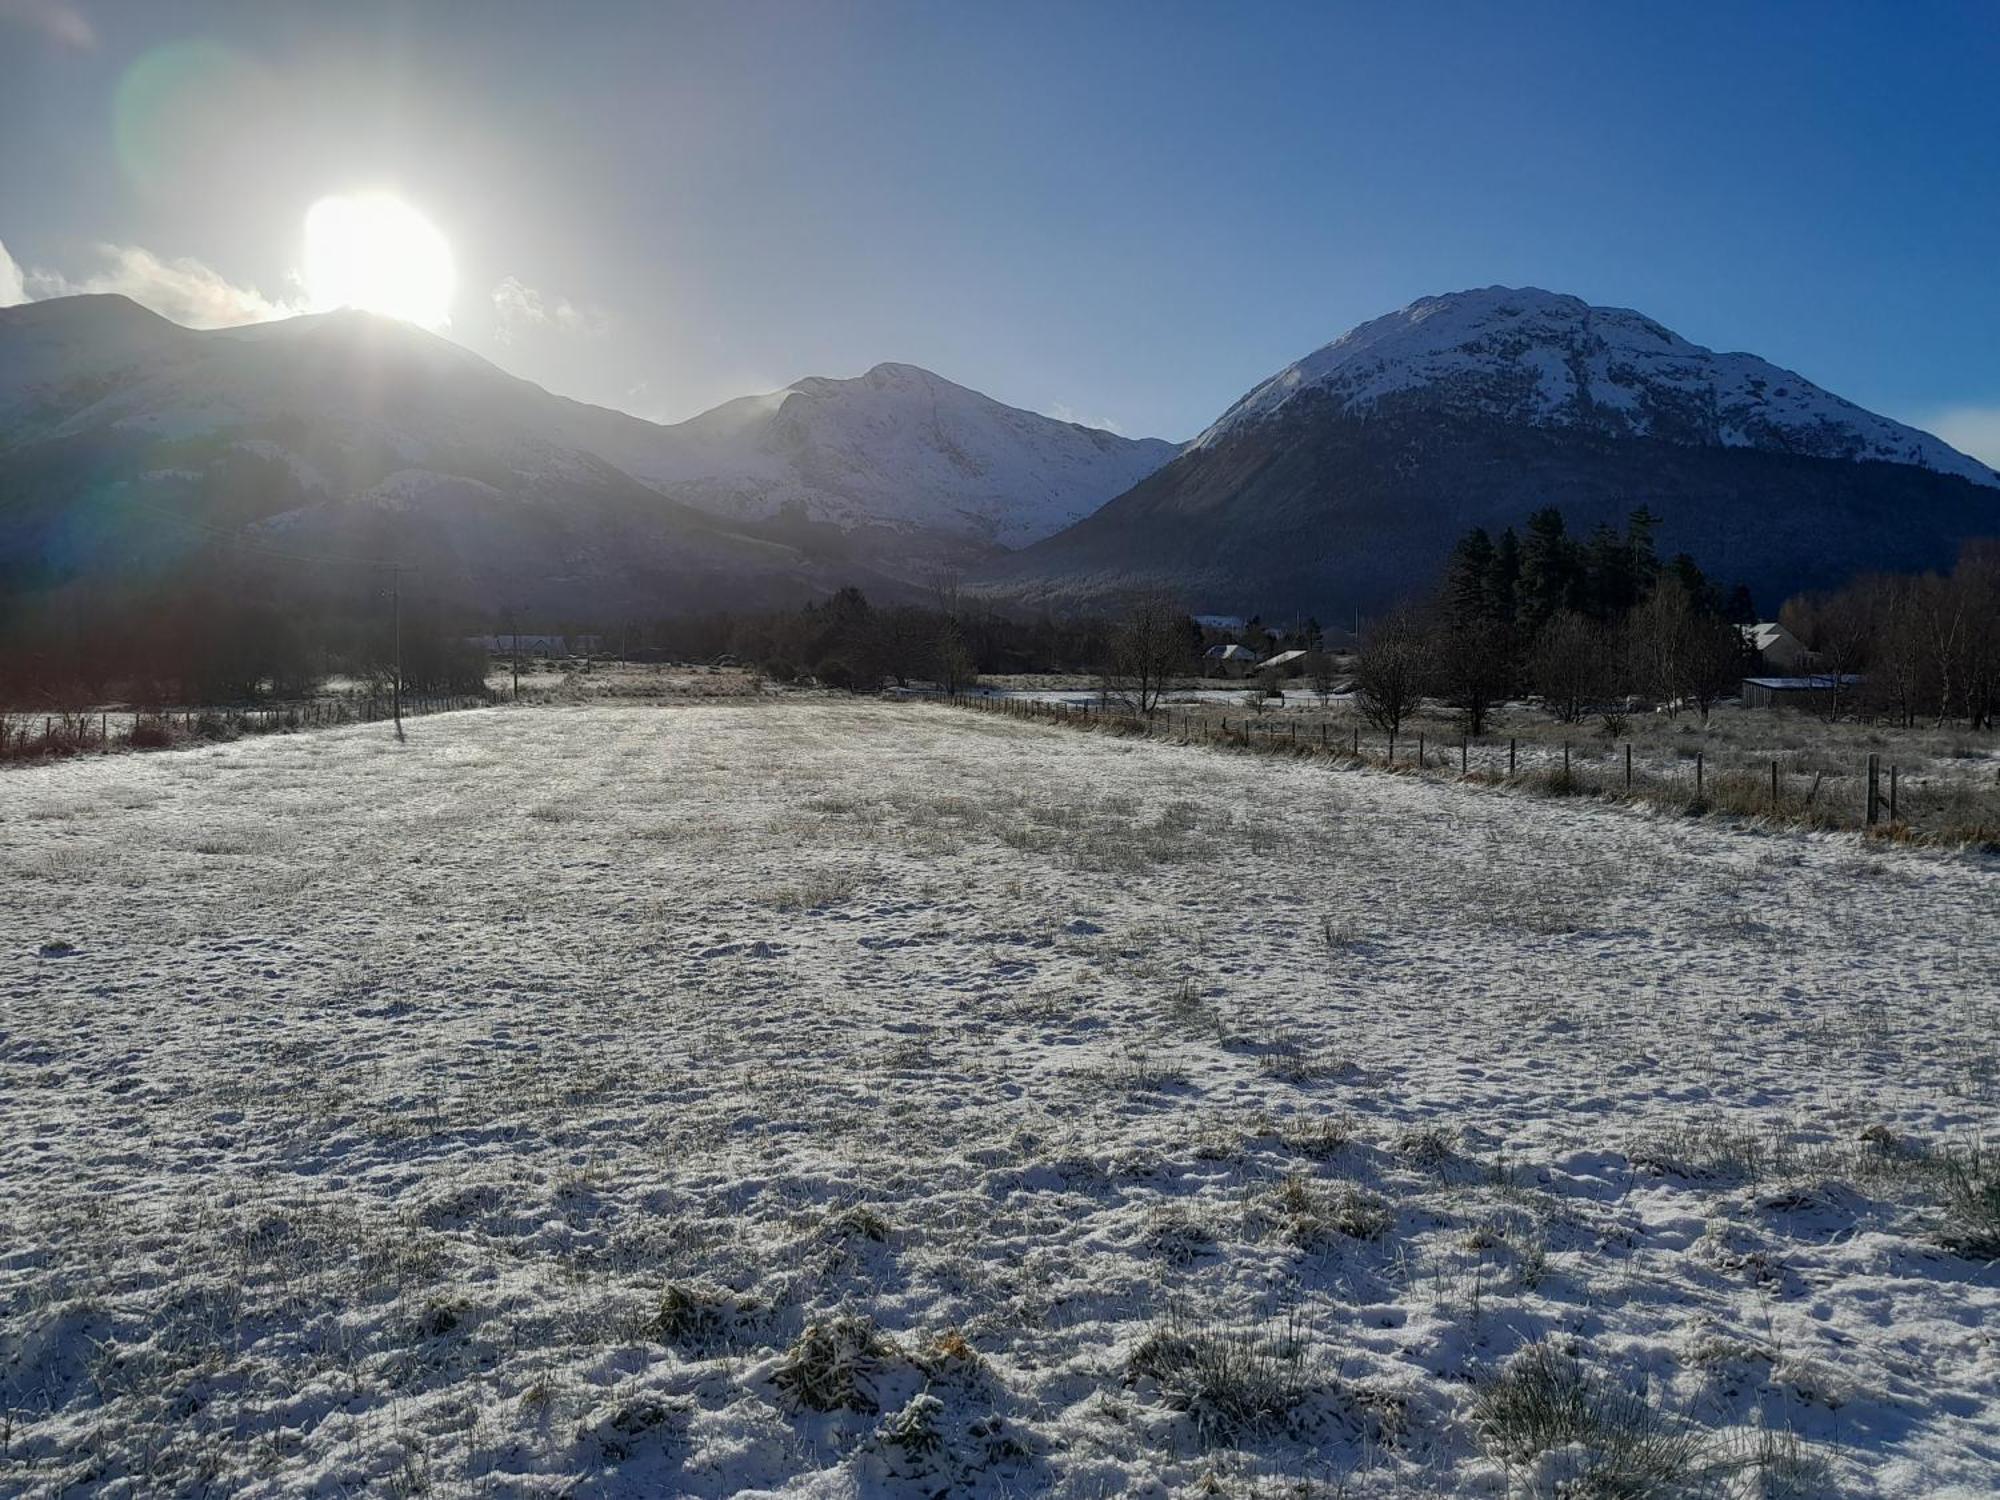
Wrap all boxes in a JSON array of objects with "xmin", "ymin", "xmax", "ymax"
[
  {"xmin": 0, "ymin": 299, "xmax": 827, "ymax": 613},
  {"xmin": 1194, "ymin": 286, "xmax": 1997, "ymax": 486},
  {"xmin": 604, "ymin": 362, "xmax": 1177, "ymax": 548},
  {"xmin": 979, "ymin": 287, "xmax": 2000, "ymax": 615},
  {"xmin": 0, "ymin": 296, "xmax": 1174, "ymax": 610}
]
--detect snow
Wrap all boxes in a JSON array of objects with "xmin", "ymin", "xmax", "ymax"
[
  {"xmin": 615, "ymin": 362, "xmax": 1180, "ymax": 547},
  {"xmin": 2, "ymin": 298, "xmax": 1178, "ymax": 553},
  {"xmin": 1193, "ymin": 286, "xmax": 2000, "ymax": 487},
  {"xmin": 3, "ymin": 700, "xmax": 1997, "ymax": 1496},
  {"xmin": 0, "ymin": 294, "xmax": 194, "ymax": 426}
]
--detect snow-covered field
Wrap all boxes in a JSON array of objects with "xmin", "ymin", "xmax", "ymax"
[{"xmin": 3, "ymin": 701, "xmax": 1996, "ymax": 1497}]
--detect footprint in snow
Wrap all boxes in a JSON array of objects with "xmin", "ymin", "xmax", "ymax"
[{"xmin": 698, "ymin": 940, "xmax": 786, "ymax": 959}]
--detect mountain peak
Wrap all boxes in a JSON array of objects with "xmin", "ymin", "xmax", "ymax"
[
  {"xmin": 781, "ymin": 361, "xmax": 965, "ymax": 402},
  {"xmin": 1193, "ymin": 287, "xmax": 1997, "ymax": 487},
  {"xmin": 0, "ymin": 291, "xmax": 178, "ymax": 334},
  {"xmin": 860, "ymin": 360, "xmax": 945, "ymax": 384}
]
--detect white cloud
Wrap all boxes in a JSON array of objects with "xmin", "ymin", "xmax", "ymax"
[
  {"xmin": 1044, "ymin": 401, "xmax": 1123, "ymax": 435},
  {"xmin": 491, "ymin": 276, "xmax": 605, "ymax": 343},
  {"xmin": 0, "ymin": 0, "xmax": 95, "ymax": 49},
  {"xmin": 0, "ymin": 239, "xmax": 25, "ymax": 307},
  {"xmin": 1917, "ymin": 405, "xmax": 2000, "ymax": 472},
  {"xmin": 27, "ymin": 243, "xmax": 303, "ymax": 328}
]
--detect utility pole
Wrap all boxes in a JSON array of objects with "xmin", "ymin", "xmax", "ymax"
[
  {"xmin": 391, "ymin": 566, "xmax": 405, "ymax": 739},
  {"xmin": 507, "ymin": 605, "xmax": 522, "ymax": 700}
]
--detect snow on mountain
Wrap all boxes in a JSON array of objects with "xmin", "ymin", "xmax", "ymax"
[
  {"xmin": 1, "ymin": 298, "xmax": 1177, "ymax": 568},
  {"xmin": 983, "ymin": 286, "xmax": 2000, "ymax": 617},
  {"xmin": 1194, "ymin": 286, "xmax": 1999, "ymax": 487},
  {"xmin": 0, "ymin": 294, "xmax": 196, "ymax": 424},
  {"xmin": 608, "ymin": 361, "xmax": 1179, "ymax": 548}
]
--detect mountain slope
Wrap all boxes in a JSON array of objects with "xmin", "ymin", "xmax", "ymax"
[
  {"xmin": 1194, "ymin": 286, "xmax": 1995, "ymax": 485},
  {"xmin": 0, "ymin": 297, "xmax": 1174, "ymax": 612},
  {"xmin": 980, "ymin": 287, "xmax": 1999, "ymax": 615},
  {"xmin": 0, "ymin": 300, "xmax": 851, "ymax": 613},
  {"xmin": 583, "ymin": 361, "xmax": 1178, "ymax": 548}
]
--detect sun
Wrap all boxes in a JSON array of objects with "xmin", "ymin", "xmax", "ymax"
[{"xmin": 302, "ymin": 193, "xmax": 456, "ymax": 327}]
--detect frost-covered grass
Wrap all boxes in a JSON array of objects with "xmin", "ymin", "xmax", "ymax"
[
  {"xmin": 2, "ymin": 700, "xmax": 1996, "ymax": 1497},
  {"xmin": 1001, "ymin": 687, "xmax": 2000, "ymax": 840}
]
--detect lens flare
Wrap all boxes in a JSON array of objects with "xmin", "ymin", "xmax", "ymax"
[{"xmin": 113, "ymin": 40, "xmax": 276, "ymax": 199}]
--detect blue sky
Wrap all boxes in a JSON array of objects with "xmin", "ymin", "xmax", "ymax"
[{"xmin": 3, "ymin": 0, "xmax": 1996, "ymax": 458}]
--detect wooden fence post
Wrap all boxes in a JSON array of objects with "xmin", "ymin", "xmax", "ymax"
[
  {"xmin": 1509, "ymin": 738, "xmax": 1516, "ymax": 776},
  {"xmin": 1695, "ymin": 751, "xmax": 1704, "ymax": 800},
  {"xmin": 1865, "ymin": 753, "xmax": 1880, "ymax": 825},
  {"xmin": 1460, "ymin": 736, "xmax": 1468, "ymax": 775},
  {"xmin": 1770, "ymin": 759, "xmax": 1779, "ymax": 808},
  {"xmin": 1388, "ymin": 730, "xmax": 1397, "ymax": 764},
  {"xmin": 1624, "ymin": 744, "xmax": 1632, "ymax": 789},
  {"xmin": 1417, "ymin": 733, "xmax": 1425, "ymax": 769}
]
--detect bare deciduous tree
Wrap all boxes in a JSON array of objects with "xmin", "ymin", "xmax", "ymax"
[
  {"xmin": 1352, "ymin": 608, "xmax": 1432, "ymax": 736},
  {"xmin": 1306, "ymin": 648, "xmax": 1339, "ymax": 706},
  {"xmin": 1429, "ymin": 614, "xmax": 1512, "ymax": 735},
  {"xmin": 932, "ymin": 621, "xmax": 976, "ymax": 695},
  {"xmin": 1780, "ymin": 589, "xmax": 1871, "ymax": 720},
  {"xmin": 1101, "ymin": 589, "xmax": 1192, "ymax": 714},
  {"xmin": 1529, "ymin": 611, "xmax": 1610, "ymax": 724}
]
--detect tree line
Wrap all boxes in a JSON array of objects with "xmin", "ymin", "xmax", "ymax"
[
  {"xmin": 631, "ymin": 584, "xmax": 1124, "ymax": 689},
  {"xmin": 1354, "ymin": 506, "xmax": 1756, "ymax": 736},
  {"xmin": 1779, "ymin": 542, "xmax": 1999, "ymax": 728},
  {"xmin": 1, "ymin": 566, "xmax": 489, "ymax": 708}
]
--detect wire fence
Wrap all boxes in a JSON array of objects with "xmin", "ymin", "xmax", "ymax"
[
  {"xmin": 939, "ymin": 692, "xmax": 1997, "ymax": 845},
  {"xmin": 0, "ymin": 693, "xmax": 492, "ymax": 765}
]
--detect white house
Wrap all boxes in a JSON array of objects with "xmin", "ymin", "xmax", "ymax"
[
  {"xmin": 1202, "ymin": 643, "xmax": 1261, "ymax": 678},
  {"xmin": 1740, "ymin": 622, "xmax": 1815, "ymax": 674}
]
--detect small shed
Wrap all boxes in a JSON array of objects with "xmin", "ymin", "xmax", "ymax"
[
  {"xmin": 1258, "ymin": 649, "xmax": 1309, "ymax": 677},
  {"xmin": 1741, "ymin": 674, "xmax": 1862, "ymax": 710}
]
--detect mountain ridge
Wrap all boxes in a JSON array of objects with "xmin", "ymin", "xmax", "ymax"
[
  {"xmin": 1194, "ymin": 286, "xmax": 1996, "ymax": 487},
  {"xmin": 5, "ymin": 288, "xmax": 1994, "ymax": 620},
  {"xmin": 977, "ymin": 287, "xmax": 2000, "ymax": 616},
  {"xmin": 0, "ymin": 295, "xmax": 1178, "ymax": 610}
]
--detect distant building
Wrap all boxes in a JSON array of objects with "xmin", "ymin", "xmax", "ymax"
[
  {"xmin": 1741, "ymin": 622, "xmax": 1815, "ymax": 674},
  {"xmin": 466, "ymin": 634, "xmax": 603, "ymax": 657},
  {"xmin": 1194, "ymin": 614, "xmax": 1248, "ymax": 633},
  {"xmin": 1258, "ymin": 649, "xmax": 1309, "ymax": 677},
  {"xmin": 1741, "ymin": 674, "xmax": 1862, "ymax": 710},
  {"xmin": 1203, "ymin": 643, "xmax": 1261, "ymax": 678}
]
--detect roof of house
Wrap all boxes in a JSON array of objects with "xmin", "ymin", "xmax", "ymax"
[
  {"xmin": 1743, "ymin": 674, "xmax": 1863, "ymax": 690},
  {"xmin": 1205, "ymin": 643, "xmax": 1260, "ymax": 660},
  {"xmin": 1742, "ymin": 622, "xmax": 1800, "ymax": 651},
  {"xmin": 1260, "ymin": 650, "xmax": 1308, "ymax": 668}
]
